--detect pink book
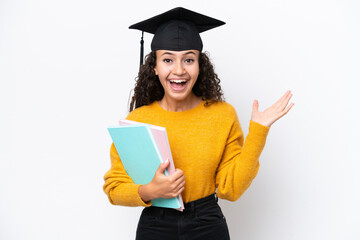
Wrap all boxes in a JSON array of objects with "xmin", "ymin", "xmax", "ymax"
[{"xmin": 118, "ymin": 119, "xmax": 185, "ymax": 211}]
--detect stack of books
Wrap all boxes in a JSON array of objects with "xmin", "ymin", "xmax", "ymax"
[{"xmin": 108, "ymin": 119, "xmax": 184, "ymax": 211}]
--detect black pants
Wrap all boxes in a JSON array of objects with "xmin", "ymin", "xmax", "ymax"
[{"xmin": 136, "ymin": 194, "xmax": 230, "ymax": 240}]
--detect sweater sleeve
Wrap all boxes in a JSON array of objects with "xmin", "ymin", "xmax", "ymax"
[
  {"xmin": 103, "ymin": 143, "xmax": 152, "ymax": 207},
  {"xmin": 215, "ymin": 114, "xmax": 270, "ymax": 201}
]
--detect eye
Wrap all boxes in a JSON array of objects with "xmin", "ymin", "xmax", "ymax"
[
  {"xmin": 163, "ymin": 58, "xmax": 172, "ymax": 63},
  {"xmin": 185, "ymin": 58, "xmax": 195, "ymax": 63}
]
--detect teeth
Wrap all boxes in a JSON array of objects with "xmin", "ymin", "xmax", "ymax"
[{"xmin": 170, "ymin": 80, "xmax": 186, "ymax": 83}]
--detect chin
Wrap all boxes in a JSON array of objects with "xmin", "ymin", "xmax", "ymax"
[{"xmin": 166, "ymin": 92, "xmax": 193, "ymax": 102}]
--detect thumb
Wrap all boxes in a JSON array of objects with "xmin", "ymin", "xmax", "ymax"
[
  {"xmin": 157, "ymin": 159, "xmax": 170, "ymax": 174},
  {"xmin": 252, "ymin": 100, "xmax": 259, "ymax": 112}
]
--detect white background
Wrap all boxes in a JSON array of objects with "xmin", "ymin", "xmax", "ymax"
[{"xmin": 1, "ymin": 0, "xmax": 359, "ymax": 239}]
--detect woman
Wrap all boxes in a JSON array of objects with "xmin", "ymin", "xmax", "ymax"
[{"xmin": 103, "ymin": 7, "xmax": 294, "ymax": 240}]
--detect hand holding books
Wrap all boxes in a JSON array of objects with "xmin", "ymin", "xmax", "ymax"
[
  {"xmin": 108, "ymin": 119, "xmax": 185, "ymax": 211},
  {"xmin": 139, "ymin": 159, "xmax": 185, "ymax": 202}
]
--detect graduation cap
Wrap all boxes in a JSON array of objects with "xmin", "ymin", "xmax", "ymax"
[{"xmin": 129, "ymin": 7, "xmax": 225, "ymax": 65}]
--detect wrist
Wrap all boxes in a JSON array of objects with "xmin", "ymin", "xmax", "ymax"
[
  {"xmin": 139, "ymin": 183, "xmax": 155, "ymax": 203},
  {"xmin": 251, "ymin": 119, "xmax": 271, "ymax": 128}
]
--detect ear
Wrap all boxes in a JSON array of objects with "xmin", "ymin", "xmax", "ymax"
[{"xmin": 154, "ymin": 67, "xmax": 158, "ymax": 75}]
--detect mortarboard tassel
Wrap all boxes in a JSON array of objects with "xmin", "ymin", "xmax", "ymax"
[{"xmin": 140, "ymin": 31, "xmax": 144, "ymax": 67}]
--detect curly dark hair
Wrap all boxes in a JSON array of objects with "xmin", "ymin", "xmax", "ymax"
[{"xmin": 129, "ymin": 51, "xmax": 224, "ymax": 112}]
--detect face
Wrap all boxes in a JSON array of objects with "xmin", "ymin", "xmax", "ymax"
[{"xmin": 154, "ymin": 50, "xmax": 200, "ymax": 103}]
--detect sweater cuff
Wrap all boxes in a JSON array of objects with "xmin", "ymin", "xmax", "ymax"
[{"xmin": 249, "ymin": 120, "xmax": 270, "ymax": 139}]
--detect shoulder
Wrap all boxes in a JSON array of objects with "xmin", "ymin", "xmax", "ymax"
[
  {"xmin": 205, "ymin": 101, "xmax": 238, "ymax": 118},
  {"xmin": 126, "ymin": 102, "xmax": 158, "ymax": 122},
  {"xmin": 199, "ymin": 101, "xmax": 240, "ymax": 128},
  {"xmin": 200, "ymin": 101, "xmax": 243, "ymax": 136}
]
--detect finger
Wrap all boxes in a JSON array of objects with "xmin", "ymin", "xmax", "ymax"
[
  {"xmin": 171, "ymin": 169, "xmax": 184, "ymax": 181},
  {"xmin": 274, "ymin": 90, "xmax": 291, "ymax": 107},
  {"xmin": 275, "ymin": 102, "xmax": 294, "ymax": 121},
  {"xmin": 282, "ymin": 102, "xmax": 294, "ymax": 115},
  {"xmin": 167, "ymin": 185, "xmax": 184, "ymax": 198},
  {"xmin": 167, "ymin": 187, "xmax": 184, "ymax": 198},
  {"xmin": 278, "ymin": 93, "xmax": 293, "ymax": 111},
  {"xmin": 176, "ymin": 186, "xmax": 185, "ymax": 196},
  {"xmin": 157, "ymin": 159, "xmax": 170, "ymax": 174},
  {"xmin": 252, "ymin": 100, "xmax": 259, "ymax": 112},
  {"xmin": 174, "ymin": 168, "xmax": 184, "ymax": 175},
  {"xmin": 174, "ymin": 180, "xmax": 185, "ymax": 193},
  {"xmin": 173, "ymin": 175, "xmax": 185, "ymax": 186}
]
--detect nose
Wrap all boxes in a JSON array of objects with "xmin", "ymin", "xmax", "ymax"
[{"xmin": 171, "ymin": 61, "xmax": 186, "ymax": 76}]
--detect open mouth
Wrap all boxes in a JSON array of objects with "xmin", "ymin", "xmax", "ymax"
[
  {"xmin": 169, "ymin": 79, "xmax": 188, "ymax": 91},
  {"xmin": 170, "ymin": 79, "xmax": 187, "ymax": 85}
]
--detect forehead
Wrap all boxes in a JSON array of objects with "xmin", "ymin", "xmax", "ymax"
[{"xmin": 156, "ymin": 50, "xmax": 200, "ymax": 57}]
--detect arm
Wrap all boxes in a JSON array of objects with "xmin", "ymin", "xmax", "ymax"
[
  {"xmin": 215, "ymin": 117, "xmax": 269, "ymax": 201},
  {"xmin": 103, "ymin": 143, "xmax": 185, "ymax": 206},
  {"xmin": 215, "ymin": 90, "xmax": 294, "ymax": 201},
  {"xmin": 103, "ymin": 143, "xmax": 151, "ymax": 207}
]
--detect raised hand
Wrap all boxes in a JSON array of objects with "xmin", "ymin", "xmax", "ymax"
[
  {"xmin": 138, "ymin": 159, "xmax": 185, "ymax": 202},
  {"xmin": 251, "ymin": 90, "xmax": 294, "ymax": 127}
]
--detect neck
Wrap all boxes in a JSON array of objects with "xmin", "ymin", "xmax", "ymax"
[{"xmin": 158, "ymin": 94, "xmax": 202, "ymax": 112}]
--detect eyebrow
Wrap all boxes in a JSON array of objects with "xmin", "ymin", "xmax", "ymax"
[{"xmin": 160, "ymin": 51, "xmax": 197, "ymax": 56}]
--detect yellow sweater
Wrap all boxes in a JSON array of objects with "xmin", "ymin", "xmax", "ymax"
[{"xmin": 103, "ymin": 100, "xmax": 269, "ymax": 207}]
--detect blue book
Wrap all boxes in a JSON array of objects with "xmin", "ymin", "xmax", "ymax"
[{"xmin": 108, "ymin": 124, "xmax": 182, "ymax": 209}]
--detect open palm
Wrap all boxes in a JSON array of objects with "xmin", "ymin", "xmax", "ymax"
[{"xmin": 251, "ymin": 90, "xmax": 294, "ymax": 127}]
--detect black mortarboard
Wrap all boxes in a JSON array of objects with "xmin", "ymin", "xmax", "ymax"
[{"xmin": 129, "ymin": 7, "xmax": 225, "ymax": 65}]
